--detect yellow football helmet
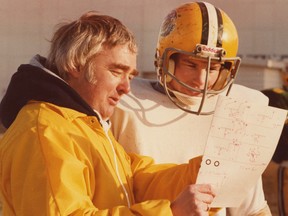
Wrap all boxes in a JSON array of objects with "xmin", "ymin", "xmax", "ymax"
[{"xmin": 154, "ymin": 1, "xmax": 241, "ymax": 115}]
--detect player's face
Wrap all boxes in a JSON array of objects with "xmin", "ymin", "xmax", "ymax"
[{"xmin": 169, "ymin": 53, "xmax": 221, "ymax": 96}]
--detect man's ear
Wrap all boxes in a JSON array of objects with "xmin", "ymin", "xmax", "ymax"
[{"xmin": 67, "ymin": 68, "xmax": 81, "ymax": 78}]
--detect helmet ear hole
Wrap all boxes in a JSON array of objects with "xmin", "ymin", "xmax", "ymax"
[{"xmin": 213, "ymin": 68, "xmax": 231, "ymax": 91}]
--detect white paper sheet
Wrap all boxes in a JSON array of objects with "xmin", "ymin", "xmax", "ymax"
[{"xmin": 196, "ymin": 95, "xmax": 288, "ymax": 207}]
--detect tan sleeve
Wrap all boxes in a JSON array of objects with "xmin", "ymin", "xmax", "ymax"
[{"xmin": 248, "ymin": 204, "xmax": 272, "ymax": 216}]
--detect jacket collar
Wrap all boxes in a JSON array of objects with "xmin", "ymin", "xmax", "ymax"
[{"xmin": 0, "ymin": 55, "xmax": 99, "ymax": 128}]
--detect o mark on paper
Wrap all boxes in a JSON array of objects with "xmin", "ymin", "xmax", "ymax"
[
  {"xmin": 206, "ymin": 159, "xmax": 211, "ymax": 165},
  {"xmin": 214, "ymin": 161, "xmax": 220, "ymax": 167}
]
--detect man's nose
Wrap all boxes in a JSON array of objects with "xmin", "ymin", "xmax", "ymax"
[
  {"xmin": 193, "ymin": 69, "xmax": 208, "ymax": 88},
  {"xmin": 117, "ymin": 76, "xmax": 131, "ymax": 95}
]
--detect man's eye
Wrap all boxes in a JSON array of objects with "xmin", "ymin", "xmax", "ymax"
[
  {"xmin": 187, "ymin": 63, "xmax": 197, "ymax": 68},
  {"xmin": 188, "ymin": 63, "xmax": 197, "ymax": 67},
  {"xmin": 111, "ymin": 70, "xmax": 123, "ymax": 77},
  {"xmin": 210, "ymin": 65, "xmax": 221, "ymax": 72},
  {"xmin": 110, "ymin": 69, "xmax": 136, "ymax": 80}
]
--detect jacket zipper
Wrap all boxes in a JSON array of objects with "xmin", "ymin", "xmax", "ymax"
[{"xmin": 101, "ymin": 120, "xmax": 131, "ymax": 208}]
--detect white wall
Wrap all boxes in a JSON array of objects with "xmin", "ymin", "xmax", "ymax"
[
  {"xmin": 1, "ymin": 0, "xmax": 288, "ymax": 99},
  {"xmin": 236, "ymin": 58, "xmax": 284, "ymax": 90}
]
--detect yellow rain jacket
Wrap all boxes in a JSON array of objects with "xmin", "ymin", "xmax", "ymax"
[{"xmin": 0, "ymin": 101, "xmax": 201, "ymax": 215}]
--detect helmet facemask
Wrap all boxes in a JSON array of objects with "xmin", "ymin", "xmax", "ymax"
[{"xmin": 158, "ymin": 47, "xmax": 241, "ymax": 115}]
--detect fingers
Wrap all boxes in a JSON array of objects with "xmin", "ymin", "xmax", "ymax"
[
  {"xmin": 189, "ymin": 184, "xmax": 214, "ymax": 213},
  {"xmin": 188, "ymin": 184, "xmax": 215, "ymax": 201},
  {"xmin": 198, "ymin": 201, "xmax": 210, "ymax": 212},
  {"xmin": 197, "ymin": 193, "xmax": 212, "ymax": 213},
  {"xmin": 171, "ymin": 184, "xmax": 215, "ymax": 216},
  {"xmin": 196, "ymin": 184, "xmax": 216, "ymax": 197},
  {"xmin": 204, "ymin": 203, "xmax": 210, "ymax": 212}
]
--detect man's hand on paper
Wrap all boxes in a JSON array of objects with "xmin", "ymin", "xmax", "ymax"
[{"xmin": 170, "ymin": 184, "xmax": 215, "ymax": 216}]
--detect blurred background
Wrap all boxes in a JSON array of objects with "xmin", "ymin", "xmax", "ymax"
[{"xmin": 0, "ymin": 0, "xmax": 288, "ymax": 215}]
